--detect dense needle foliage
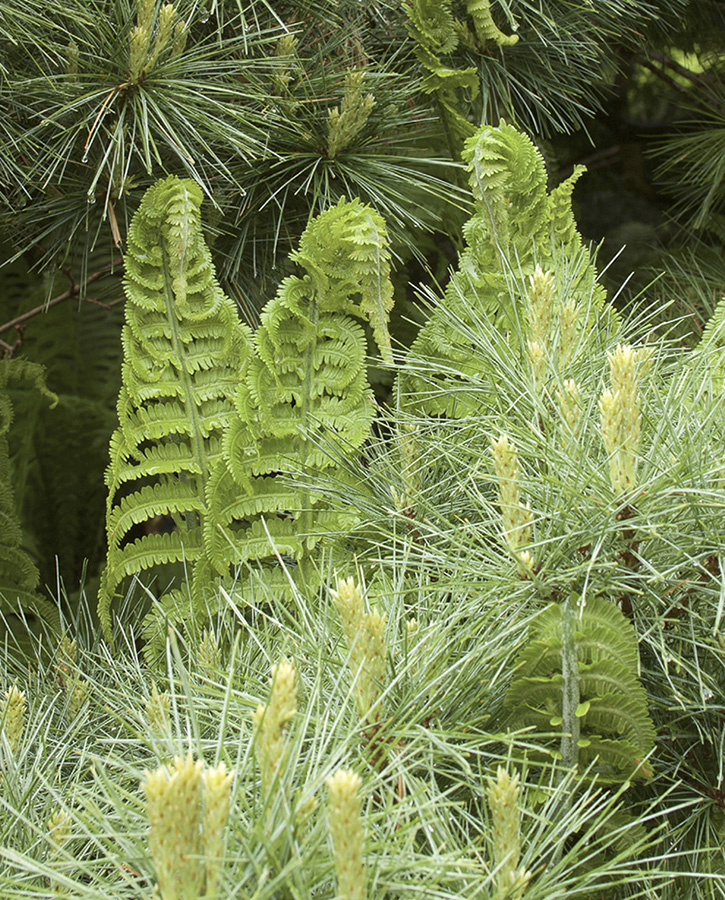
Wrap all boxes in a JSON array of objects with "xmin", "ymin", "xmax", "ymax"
[{"xmin": 1, "ymin": 2, "xmax": 724, "ymax": 899}]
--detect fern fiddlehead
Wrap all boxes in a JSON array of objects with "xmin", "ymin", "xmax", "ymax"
[
  {"xmin": 465, "ymin": 0, "xmax": 519, "ymax": 47},
  {"xmin": 405, "ymin": 0, "xmax": 479, "ymax": 153},
  {"xmin": 406, "ymin": 0, "xmax": 459, "ymax": 56},
  {"xmin": 98, "ymin": 175, "xmax": 253, "ymax": 643}
]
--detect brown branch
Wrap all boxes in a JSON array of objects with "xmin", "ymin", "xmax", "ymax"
[
  {"xmin": 0, "ymin": 259, "xmax": 124, "ymax": 336},
  {"xmin": 634, "ymin": 55, "xmax": 694, "ymax": 99},
  {"xmin": 632, "ymin": 51, "xmax": 725, "ymax": 116},
  {"xmin": 641, "ymin": 49, "xmax": 720, "ymax": 89}
]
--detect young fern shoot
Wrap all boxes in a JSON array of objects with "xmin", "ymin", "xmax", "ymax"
[
  {"xmin": 98, "ymin": 176, "xmax": 253, "ymax": 644},
  {"xmin": 397, "ymin": 122, "xmax": 617, "ymax": 418},
  {"xmin": 204, "ymin": 198, "xmax": 394, "ymax": 587}
]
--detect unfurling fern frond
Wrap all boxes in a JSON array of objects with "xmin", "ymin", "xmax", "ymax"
[
  {"xmin": 0, "ymin": 360, "xmax": 61, "ymax": 634},
  {"xmin": 98, "ymin": 176, "xmax": 253, "ymax": 643},
  {"xmin": 406, "ymin": 0, "xmax": 459, "ymax": 56},
  {"xmin": 291, "ymin": 197, "xmax": 395, "ymax": 364},
  {"xmin": 205, "ymin": 198, "xmax": 393, "ymax": 580},
  {"xmin": 405, "ymin": 0, "xmax": 479, "ymax": 151},
  {"xmin": 504, "ymin": 595, "xmax": 655, "ymax": 781},
  {"xmin": 398, "ymin": 122, "xmax": 615, "ymax": 417},
  {"xmin": 465, "ymin": 0, "xmax": 519, "ymax": 47}
]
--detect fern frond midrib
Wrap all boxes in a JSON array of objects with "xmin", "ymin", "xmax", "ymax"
[
  {"xmin": 363, "ymin": 211, "xmax": 393, "ymax": 364},
  {"xmin": 161, "ymin": 241, "xmax": 208, "ymax": 519},
  {"xmin": 297, "ymin": 297, "xmax": 320, "ymax": 539}
]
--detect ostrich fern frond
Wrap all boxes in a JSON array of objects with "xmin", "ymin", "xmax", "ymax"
[
  {"xmin": 397, "ymin": 122, "xmax": 615, "ymax": 417},
  {"xmin": 504, "ymin": 595, "xmax": 656, "ymax": 781},
  {"xmin": 204, "ymin": 198, "xmax": 394, "ymax": 583},
  {"xmin": 98, "ymin": 176, "xmax": 253, "ymax": 644}
]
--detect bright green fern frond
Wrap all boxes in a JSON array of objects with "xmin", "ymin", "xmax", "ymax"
[
  {"xmin": 404, "ymin": 0, "xmax": 480, "ymax": 153},
  {"xmin": 462, "ymin": 123, "xmax": 549, "ymax": 254},
  {"xmin": 548, "ymin": 165, "xmax": 587, "ymax": 252},
  {"xmin": 398, "ymin": 122, "xmax": 615, "ymax": 417},
  {"xmin": 465, "ymin": 0, "xmax": 519, "ymax": 48},
  {"xmin": 504, "ymin": 595, "xmax": 655, "ymax": 781},
  {"xmin": 102, "ymin": 528, "xmax": 203, "ymax": 587},
  {"xmin": 206, "ymin": 199, "xmax": 393, "ymax": 582},
  {"xmin": 292, "ymin": 198, "xmax": 395, "ymax": 363},
  {"xmin": 417, "ymin": 50, "xmax": 479, "ymax": 105},
  {"xmin": 98, "ymin": 175, "xmax": 253, "ymax": 644}
]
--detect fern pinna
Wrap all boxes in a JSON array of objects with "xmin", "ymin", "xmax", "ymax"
[
  {"xmin": 505, "ymin": 595, "xmax": 655, "ymax": 782},
  {"xmin": 204, "ymin": 198, "xmax": 394, "ymax": 582},
  {"xmin": 0, "ymin": 360, "xmax": 61, "ymax": 634},
  {"xmin": 98, "ymin": 176, "xmax": 253, "ymax": 643},
  {"xmin": 398, "ymin": 122, "xmax": 616, "ymax": 417}
]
